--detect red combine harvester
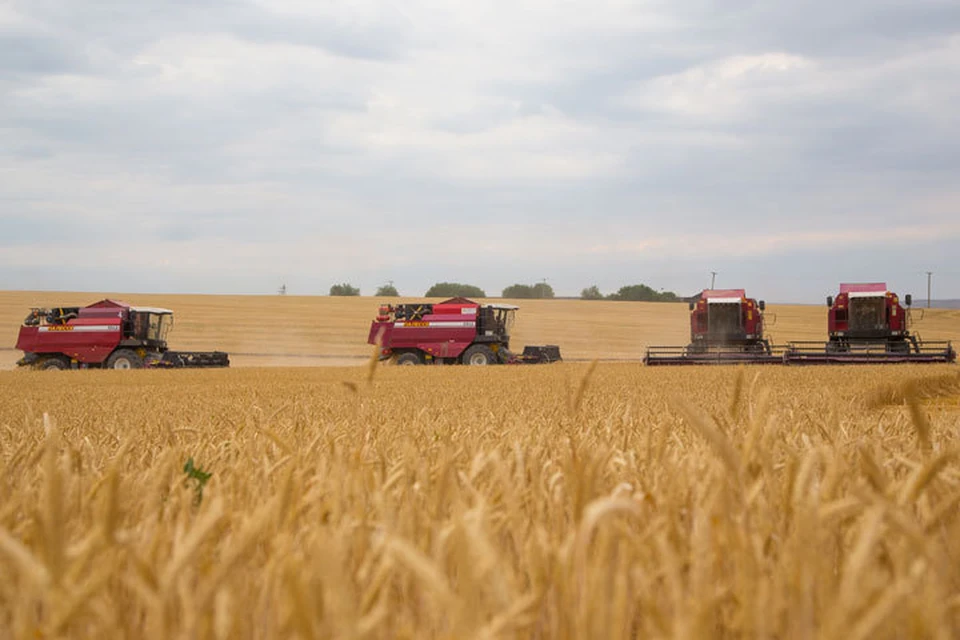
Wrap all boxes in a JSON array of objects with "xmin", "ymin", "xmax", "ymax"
[
  {"xmin": 785, "ymin": 283, "xmax": 956, "ymax": 364},
  {"xmin": 644, "ymin": 289, "xmax": 783, "ymax": 365},
  {"xmin": 16, "ymin": 299, "xmax": 229, "ymax": 370},
  {"xmin": 368, "ymin": 297, "xmax": 561, "ymax": 365}
]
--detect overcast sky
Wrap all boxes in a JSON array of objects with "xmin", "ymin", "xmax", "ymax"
[{"xmin": 2, "ymin": 1, "xmax": 959, "ymax": 302}]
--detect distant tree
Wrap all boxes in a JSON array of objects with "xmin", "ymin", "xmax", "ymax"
[
  {"xmin": 329, "ymin": 283, "xmax": 360, "ymax": 296},
  {"xmin": 581, "ymin": 285, "xmax": 604, "ymax": 300},
  {"xmin": 607, "ymin": 284, "xmax": 679, "ymax": 302},
  {"xmin": 532, "ymin": 282, "xmax": 555, "ymax": 299},
  {"xmin": 425, "ymin": 282, "xmax": 486, "ymax": 298},
  {"xmin": 502, "ymin": 284, "xmax": 535, "ymax": 298},
  {"xmin": 503, "ymin": 282, "xmax": 555, "ymax": 299},
  {"xmin": 375, "ymin": 284, "xmax": 399, "ymax": 296}
]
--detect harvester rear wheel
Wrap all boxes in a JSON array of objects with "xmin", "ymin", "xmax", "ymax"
[
  {"xmin": 395, "ymin": 352, "xmax": 422, "ymax": 366},
  {"xmin": 38, "ymin": 356, "xmax": 70, "ymax": 370},
  {"xmin": 463, "ymin": 344, "xmax": 495, "ymax": 365},
  {"xmin": 106, "ymin": 349, "xmax": 144, "ymax": 370}
]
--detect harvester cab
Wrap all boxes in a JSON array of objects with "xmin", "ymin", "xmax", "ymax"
[
  {"xmin": 478, "ymin": 304, "xmax": 515, "ymax": 341},
  {"xmin": 784, "ymin": 283, "xmax": 956, "ymax": 363},
  {"xmin": 645, "ymin": 289, "xmax": 783, "ymax": 365},
  {"xmin": 126, "ymin": 307, "xmax": 175, "ymax": 348}
]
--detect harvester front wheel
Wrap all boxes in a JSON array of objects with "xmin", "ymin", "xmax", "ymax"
[
  {"xmin": 38, "ymin": 356, "xmax": 70, "ymax": 371},
  {"xmin": 463, "ymin": 344, "xmax": 496, "ymax": 365},
  {"xmin": 106, "ymin": 349, "xmax": 144, "ymax": 370},
  {"xmin": 395, "ymin": 352, "xmax": 422, "ymax": 366}
]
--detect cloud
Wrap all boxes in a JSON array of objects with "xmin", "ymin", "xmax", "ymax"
[
  {"xmin": 622, "ymin": 52, "xmax": 816, "ymax": 120},
  {"xmin": 1, "ymin": 0, "xmax": 959, "ymax": 301}
]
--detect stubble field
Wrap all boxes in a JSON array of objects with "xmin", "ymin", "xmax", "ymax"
[{"xmin": 1, "ymin": 291, "xmax": 959, "ymax": 638}]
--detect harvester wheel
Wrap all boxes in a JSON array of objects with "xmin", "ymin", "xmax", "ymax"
[
  {"xmin": 106, "ymin": 349, "xmax": 144, "ymax": 370},
  {"xmin": 38, "ymin": 356, "xmax": 70, "ymax": 371},
  {"xmin": 395, "ymin": 352, "xmax": 422, "ymax": 366},
  {"xmin": 463, "ymin": 344, "xmax": 496, "ymax": 365}
]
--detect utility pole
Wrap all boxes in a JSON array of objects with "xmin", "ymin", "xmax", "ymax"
[
  {"xmin": 710, "ymin": 271, "xmax": 717, "ymax": 289},
  {"xmin": 926, "ymin": 271, "xmax": 933, "ymax": 309}
]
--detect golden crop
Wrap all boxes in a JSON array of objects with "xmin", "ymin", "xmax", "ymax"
[{"xmin": 2, "ymin": 361, "xmax": 960, "ymax": 638}]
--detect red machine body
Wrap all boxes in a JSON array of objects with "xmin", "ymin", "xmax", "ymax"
[
  {"xmin": 16, "ymin": 299, "xmax": 229, "ymax": 369},
  {"xmin": 368, "ymin": 297, "xmax": 560, "ymax": 365},
  {"xmin": 18, "ymin": 300, "xmax": 128, "ymax": 364}
]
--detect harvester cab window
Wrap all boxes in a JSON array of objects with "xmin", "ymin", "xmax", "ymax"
[
  {"xmin": 500, "ymin": 308, "xmax": 516, "ymax": 333},
  {"xmin": 149, "ymin": 314, "xmax": 172, "ymax": 342},
  {"xmin": 707, "ymin": 301, "xmax": 743, "ymax": 337},
  {"xmin": 480, "ymin": 306, "xmax": 515, "ymax": 337},
  {"xmin": 132, "ymin": 312, "xmax": 173, "ymax": 343},
  {"xmin": 850, "ymin": 296, "xmax": 886, "ymax": 331}
]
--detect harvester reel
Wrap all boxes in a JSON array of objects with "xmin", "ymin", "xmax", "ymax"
[
  {"xmin": 888, "ymin": 341, "xmax": 910, "ymax": 354},
  {"xmin": 826, "ymin": 341, "xmax": 848, "ymax": 354}
]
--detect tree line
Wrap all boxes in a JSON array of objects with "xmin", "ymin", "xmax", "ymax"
[
  {"xmin": 325, "ymin": 281, "xmax": 681, "ymax": 301},
  {"xmin": 580, "ymin": 284, "xmax": 680, "ymax": 302}
]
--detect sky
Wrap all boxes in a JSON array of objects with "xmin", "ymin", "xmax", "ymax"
[{"xmin": 2, "ymin": 0, "xmax": 959, "ymax": 302}]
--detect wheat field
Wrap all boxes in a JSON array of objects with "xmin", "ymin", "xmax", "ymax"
[{"xmin": 1, "ymin": 292, "xmax": 960, "ymax": 638}]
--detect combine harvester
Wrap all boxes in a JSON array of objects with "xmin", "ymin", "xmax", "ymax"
[
  {"xmin": 784, "ymin": 283, "xmax": 956, "ymax": 364},
  {"xmin": 16, "ymin": 299, "xmax": 229, "ymax": 370},
  {"xmin": 368, "ymin": 297, "xmax": 561, "ymax": 365},
  {"xmin": 644, "ymin": 289, "xmax": 784, "ymax": 365}
]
